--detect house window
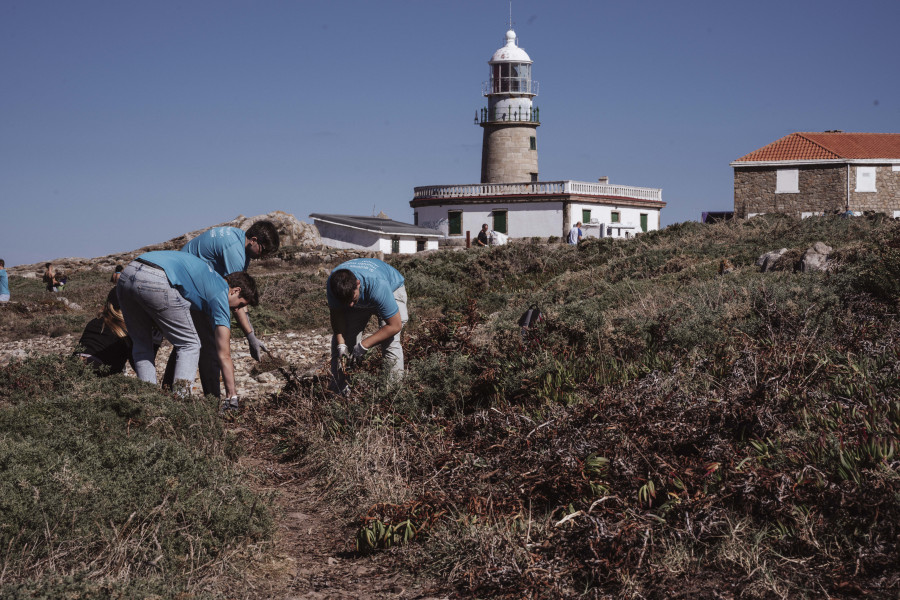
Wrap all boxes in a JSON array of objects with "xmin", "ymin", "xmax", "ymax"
[
  {"xmin": 582, "ymin": 209, "xmax": 591, "ymax": 224},
  {"xmin": 414, "ymin": 212, "xmax": 419, "ymax": 226},
  {"xmin": 530, "ymin": 172, "xmax": 538, "ymax": 182},
  {"xmin": 856, "ymin": 166, "xmax": 876, "ymax": 192},
  {"xmin": 776, "ymin": 169, "xmax": 799, "ymax": 193},
  {"xmin": 640, "ymin": 213, "xmax": 648, "ymax": 232},
  {"xmin": 448, "ymin": 211, "xmax": 462, "ymax": 235},
  {"xmin": 529, "ymin": 136, "xmax": 536, "ymax": 150},
  {"xmin": 391, "ymin": 238, "xmax": 400, "ymax": 254},
  {"xmin": 610, "ymin": 211, "xmax": 620, "ymax": 223},
  {"xmin": 492, "ymin": 210, "xmax": 508, "ymax": 234},
  {"xmin": 416, "ymin": 238, "xmax": 425, "ymax": 252}
]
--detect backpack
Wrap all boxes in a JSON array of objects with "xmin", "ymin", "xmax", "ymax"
[{"xmin": 518, "ymin": 304, "xmax": 543, "ymax": 340}]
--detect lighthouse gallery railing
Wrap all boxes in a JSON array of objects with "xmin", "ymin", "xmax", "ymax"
[{"xmin": 413, "ymin": 180, "xmax": 663, "ymax": 203}]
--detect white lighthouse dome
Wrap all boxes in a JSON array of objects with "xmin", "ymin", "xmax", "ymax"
[{"xmin": 490, "ymin": 29, "xmax": 532, "ymax": 63}]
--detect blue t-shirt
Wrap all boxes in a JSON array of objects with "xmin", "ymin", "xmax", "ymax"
[
  {"xmin": 326, "ymin": 258, "xmax": 405, "ymax": 319},
  {"xmin": 139, "ymin": 251, "xmax": 231, "ymax": 328},
  {"xmin": 0, "ymin": 269, "xmax": 8, "ymax": 296},
  {"xmin": 181, "ymin": 226, "xmax": 249, "ymax": 277}
]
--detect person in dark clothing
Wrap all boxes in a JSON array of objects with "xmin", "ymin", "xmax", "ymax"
[
  {"xmin": 476, "ymin": 223, "xmax": 489, "ymax": 247},
  {"xmin": 75, "ymin": 288, "xmax": 133, "ymax": 375}
]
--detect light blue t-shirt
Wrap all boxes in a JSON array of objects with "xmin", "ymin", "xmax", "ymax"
[
  {"xmin": 181, "ymin": 226, "xmax": 249, "ymax": 277},
  {"xmin": 326, "ymin": 258, "xmax": 405, "ymax": 319},
  {"xmin": 0, "ymin": 269, "xmax": 8, "ymax": 297},
  {"xmin": 139, "ymin": 251, "xmax": 231, "ymax": 328}
]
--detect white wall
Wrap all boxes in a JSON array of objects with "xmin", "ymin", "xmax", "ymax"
[
  {"xmin": 417, "ymin": 201, "xmax": 564, "ymax": 239},
  {"xmin": 316, "ymin": 222, "xmax": 381, "ymax": 251},
  {"xmin": 416, "ymin": 201, "xmax": 661, "ymax": 240}
]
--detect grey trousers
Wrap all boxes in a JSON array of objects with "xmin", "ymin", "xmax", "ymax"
[
  {"xmin": 330, "ymin": 285, "xmax": 408, "ymax": 391},
  {"xmin": 163, "ymin": 309, "xmax": 221, "ymax": 397}
]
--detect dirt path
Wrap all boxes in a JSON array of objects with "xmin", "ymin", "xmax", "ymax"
[{"xmin": 1, "ymin": 333, "xmax": 449, "ymax": 600}]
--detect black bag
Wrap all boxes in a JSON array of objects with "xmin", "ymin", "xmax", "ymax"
[{"xmin": 518, "ymin": 304, "xmax": 543, "ymax": 340}]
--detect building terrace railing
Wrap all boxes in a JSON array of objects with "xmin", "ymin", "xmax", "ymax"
[{"xmin": 413, "ymin": 180, "xmax": 663, "ymax": 203}]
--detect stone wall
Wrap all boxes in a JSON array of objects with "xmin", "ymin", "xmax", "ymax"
[
  {"xmin": 480, "ymin": 123, "xmax": 539, "ymax": 183},
  {"xmin": 734, "ymin": 164, "xmax": 900, "ymax": 218}
]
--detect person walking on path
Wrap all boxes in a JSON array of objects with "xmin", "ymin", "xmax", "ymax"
[
  {"xmin": 568, "ymin": 222, "xmax": 583, "ymax": 245},
  {"xmin": 0, "ymin": 259, "xmax": 9, "ymax": 303},
  {"xmin": 117, "ymin": 251, "xmax": 259, "ymax": 408},
  {"xmin": 163, "ymin": 220, "xmax": 279, "ymax": 397},
  {"xmin": 327, "ymin": 258, "xmax": 408, "ymax": 395}
]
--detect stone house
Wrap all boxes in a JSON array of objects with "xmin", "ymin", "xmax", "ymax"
[
  {"xmin": 310, "ymin": 213, "xmax": 442, "ymax": 254},
  {"xmin": 731, "ymin": 132, "xmax": 900, "ymax": 218}
]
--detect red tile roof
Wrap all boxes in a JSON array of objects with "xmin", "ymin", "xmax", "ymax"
[{"xmin": 734, "ymin": 132, "xmax": 900, "ymax": 162}]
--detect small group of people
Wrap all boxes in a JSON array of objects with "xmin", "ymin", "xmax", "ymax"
[{"xmin": 68, "ymin": 218, "xmax": 411, "ymax": 411}]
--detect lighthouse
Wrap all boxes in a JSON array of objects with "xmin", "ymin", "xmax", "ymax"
[{"xmin": 478, "ymin": 29, "xmax": 540, "ymax": 184}]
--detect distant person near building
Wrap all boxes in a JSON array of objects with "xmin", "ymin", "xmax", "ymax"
[
  {"xmin": 74, "ymin": 288, "xmax": 133, "ymax": 376},
  {"xmin": 476, "ymin": 223, "xmax": 489, "ymax": 247},
  {"xmin": 568, "ymin": 222, "xmax": 583, "ymax": 245},
  {"xmin": 0, "ymin": 259, "xmax": 9, "ymax": 302},
  {"xmin": 163, "ymin": 220, "xmax": 280, "ymax": 398},
  {"xmin": 117, "ymin": 251, "xmax": 259, "ymax": 410},
  {"xmin": 327, "ymin": 258, "xmax": 408, "ymax": 395}
]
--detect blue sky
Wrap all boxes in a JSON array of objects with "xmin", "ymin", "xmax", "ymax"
[{"xmin": 2, "ymin": 0, "xmax": 898, "ymax": 267}]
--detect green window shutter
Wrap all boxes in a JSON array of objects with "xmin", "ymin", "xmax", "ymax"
[
  {"xmin": 640, "ymin": 213, "xmax": 648, "ymax": 232},
  {"xmin": 530, "ymin": 136, "xmax": 536, "ymax": 150},
  {"xmin": 391, "ymin": 238, "xmax": 400, "ymax": 254},
  {"xmin": 582, "ymin": 209, "xmax": 591, "ymax": 223},
  {"xmin": 492, "ymin": 210, "xmax": 507, "ymax": 234},
  {"xmin": 449, "ymin": 211, "xmax": 462, "ymax": 235},
  {"xmin": 611, "ymin": 211, "xmax": 620, "ymax": 223}
]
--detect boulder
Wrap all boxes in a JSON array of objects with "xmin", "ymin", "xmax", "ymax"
[
  {"xmin": 800, "ymin": 242, "xmax": 833, "ymax": 272},
  {"xmin": 757, "ymin": 248, "xmax": 788, "ymax": 272}
]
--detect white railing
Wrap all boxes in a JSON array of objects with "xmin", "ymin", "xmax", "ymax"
[{"xmin": 413, "ymin": 180, "xmax": 662, "ymax": 202}]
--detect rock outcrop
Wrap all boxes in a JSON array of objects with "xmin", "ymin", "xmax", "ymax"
[{"xmin": 10, "ymin": 211, "xmax": 320, "ymax": 278}]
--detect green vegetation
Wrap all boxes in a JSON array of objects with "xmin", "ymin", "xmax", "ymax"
[
  {"xmin": 257, "ymin": 214, "xmax": 900, "ymax": 598},
  {"xmin": 0, "ymin": 355, "xmax": 273, "ymax": 597}
]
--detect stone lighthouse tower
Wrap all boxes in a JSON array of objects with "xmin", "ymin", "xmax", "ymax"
[{"xmin": 478, "ymin": 29, "xmax": 540, "ymax": 183}]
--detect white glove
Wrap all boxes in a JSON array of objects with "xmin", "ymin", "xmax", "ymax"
[
  {"xmin": 336, "ymin": 343, "xmax": 349, "ymax": 359},
  {"xmin": 351, "ymin": 342, "xmax": 369, "ymax": 362},
  {"xmin": 246, "ymin": 331, "xmax": 267, "ymax": 361}
]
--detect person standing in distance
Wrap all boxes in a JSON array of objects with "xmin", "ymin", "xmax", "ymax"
[
  {"xmin": 327, "ymin": 258, "xmax": 408, "ymax": 395},
  {"xmin": 164, "ymin": 220, "xmax": 279, "ymax": 397},
  {"xmin": 117, "ymin": 251, "xmax": 258, "ymax": 409},
  {"xmin": 568, "ymin": 221, "xmax": 583, "ymax": 245},
  {"xmin": 0, "ymin": 259, "xmax": 9, "ymax": 303},
  {"xmin": 475, "ymin": 223, "xmax": 490, "ymax": 247}
]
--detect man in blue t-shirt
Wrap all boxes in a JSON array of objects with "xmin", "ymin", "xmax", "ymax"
[
  {"xmin": 327, "ymin": 258, "xmax": 408, "ymax": 394},
  {"xmin": 0, "ymin": 259, "xmax": 9, "ymax": 302},
  {"xmin": 117, "ymin": 251, "xmax": 259, "ymax": 408},
  {"xmin": 164, "ymin": 220, "xmax": 279, "ymax": 397}
]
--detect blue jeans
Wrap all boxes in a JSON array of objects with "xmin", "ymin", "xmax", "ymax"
[{"xmin": 117, "ymin": 261, "xmax": 200, "ymax": 390}]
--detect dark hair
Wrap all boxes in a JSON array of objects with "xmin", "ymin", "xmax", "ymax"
[
  {"xmin": 224, "ymin": 271, "xmax": 259, "ymax": 307},
  {"xmin": 246, "ymin": 220, "xmax": 280, "ymax": 256},
  {"xmin": 114, "ymin": 265, "xmax": 123, "ymax": 273},
  {"xmin": 330, "ymin": 269, "xmax": 358, "ymax": 304},
  {"xmin": 0, "ymin": 259, "xmax": 4, "ymax": 267}
]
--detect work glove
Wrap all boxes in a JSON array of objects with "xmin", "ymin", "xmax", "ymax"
[
  {"xmin": 336, "ymin": 343, "xmax": 349, "ymax": 359},
  {"xmin": 246, "ymin": 331, "xmax": 267, "ymax": 361},
  {"xmin": 219, "ymin": 396, "xmax": 240, "ymax": 416},
  {"xmin": 351, "ymin": 341, "xmax": 369, "ymax": 363}
]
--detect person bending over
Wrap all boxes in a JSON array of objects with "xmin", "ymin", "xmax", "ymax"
[
  {"xmin": 327, "ymin": 258, "xmax": 408, "ymax": 395},
  {"xmin": 117, "ymin": 251, "xmax": 258, "ymax": 411},
  {"xmin": 163, "ymin": 220, "xmax": 279, "ymax": 397}
]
